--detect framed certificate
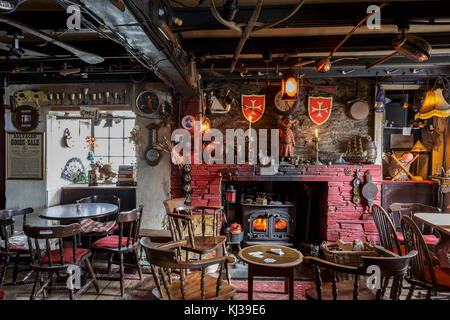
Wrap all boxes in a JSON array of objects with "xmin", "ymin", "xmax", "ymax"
[{"xmin": 6, "ymin": 132, "xmax": 45, "ymax": 180}]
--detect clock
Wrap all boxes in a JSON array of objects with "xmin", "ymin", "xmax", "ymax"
[
  {"xmin": 144, "ymin": 124, "xmax": 161, "ymax": 166},
  {"xmin": 274, "ymin": 89, "xmax": 300, "ymax": 115},
  {"xmin": 136, "ymin": 91, "xmax": 159, "ymax": 114}
]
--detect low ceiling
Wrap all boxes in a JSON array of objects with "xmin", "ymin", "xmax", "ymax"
[{"xmin": 0, "ymin": 0, "xmax": 449, "ymax": 86}]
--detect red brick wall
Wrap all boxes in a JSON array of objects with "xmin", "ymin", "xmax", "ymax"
[{"xmin": 171, "ymin": 164, "xmax": 382, "ymax": 242}]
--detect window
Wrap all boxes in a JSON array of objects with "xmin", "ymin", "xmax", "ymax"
[{"xmin": 92, "ymin": 117, "xmax": 137, "ymax": 171}]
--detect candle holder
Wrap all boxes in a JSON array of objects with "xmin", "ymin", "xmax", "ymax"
[{"xmin": 313, "ymin": 136, "xmax": 322, "ymax": 165}]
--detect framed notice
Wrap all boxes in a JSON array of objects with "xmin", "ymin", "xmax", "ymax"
[{"xmin": 6, "ymin": 132, "xmax": 45, "ymax": 180}]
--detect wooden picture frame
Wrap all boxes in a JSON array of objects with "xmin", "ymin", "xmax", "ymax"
[{"xmin": 6, "ymin": 132, "xmax": 45, "ymax": 180}]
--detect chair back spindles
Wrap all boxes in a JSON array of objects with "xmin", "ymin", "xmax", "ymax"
[
  {"xmin": 0, "ymin": 208, "xmax": 34, "ymax": 253},
  {"xmin": 400, "ymin": 215, "xmax": 436, "ymax": 285},
  {"xmin": 116, "ymin": 205, "xmax": 143, "ymax": 251},
  {"xmin": 306, "ymin": 247, "xmax": 416, "ymax": 300},
  {"xmin": 371, "ymin": 204, "xmax": 402, "ymax": 254},
  {"xmin": 23, "ymin": 223, "xmax": 81, "ymax": 267},
  {"xmin": 141, "ymin": 238, "xmax": 235, "ymax": 300}
]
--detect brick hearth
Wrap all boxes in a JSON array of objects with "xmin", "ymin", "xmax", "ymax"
[{"xmin": 171, "ymin": 164, "xmax": 382, "ymax": 242}]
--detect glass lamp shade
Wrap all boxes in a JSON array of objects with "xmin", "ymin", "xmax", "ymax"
[
  {"xmin": 225, "ymin": 184, "xmax": 236, "ymax": 203},
  {"xmin": 281, "ymin": 69, "xmax": 298, "ymax": 101},
  {"xmin": 415, "ymin": 88, "xmax": 450, "ymax": 119},
  {"xmin": 200, "ymin": 117, "xmax": 210, "ymax": 132}
]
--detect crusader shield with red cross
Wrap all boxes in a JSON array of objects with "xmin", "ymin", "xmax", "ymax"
[
  {"xmin": 241, "ymin": 94, "xmax": 265, "ymax": 123},
  {"xmin": 308, "ymin": 96, "xmax": 333, "ymax": 125}
]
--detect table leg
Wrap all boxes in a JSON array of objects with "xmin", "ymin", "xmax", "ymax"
[
  {"xmin": 284, "ymin": 277, "xmax": 289, "ymax": 294},
  {"xmin": 435, "ymin": 233, "xmax": 450, "ymax": 268},
  {"xmin": 288, "ymin": 267, "xmax": 295, "ymax": 300},
  {"xmin": 248, "ymin": 264, "xmax": 254, "ymax": 300}
]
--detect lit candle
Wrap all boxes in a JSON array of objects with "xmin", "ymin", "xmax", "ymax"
[
  {"xmin": 248, "ymin": 116, "xmax": 252, "ymax": 163},
  {"xmin": 315, "ymin": 128, "xmax": 318, "ymax": 138}
]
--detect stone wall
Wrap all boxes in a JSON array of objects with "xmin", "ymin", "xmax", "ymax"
[{"xmin": 198, "ymin": 78, "xmax": 375, "ymax": 161}]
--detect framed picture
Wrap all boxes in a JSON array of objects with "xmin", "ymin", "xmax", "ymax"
[{"xmin": 6, "ymin": 132, "xmax": 45, "ymax": 180}]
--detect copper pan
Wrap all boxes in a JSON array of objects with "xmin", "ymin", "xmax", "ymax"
[{"xmin": 366, "ymin": 34, "xmax": 432, "ymax": 70}]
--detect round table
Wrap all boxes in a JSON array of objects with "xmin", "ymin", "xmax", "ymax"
[
  {"xmin": 39, "ymin": 203, "xmax": 119, "ymax": 221},
  {"xmin": 238, "ymin": 244, "xmax": 303, "ymax": 300}
]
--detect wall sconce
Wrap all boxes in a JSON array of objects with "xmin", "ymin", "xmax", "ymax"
[{"xmin": 281, "ymin": 68, "xmax": 298, "ymax": 101}]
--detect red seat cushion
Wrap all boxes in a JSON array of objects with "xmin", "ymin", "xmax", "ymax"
[
  {"xmin": 396, "ymin": 231, "xmax": 440, "ymax": 245},
  {"xmin": 80, "ymin": 218, "xmax": 117, "ymax": 234},
  {"xmin": 42, "ymin": 248, "xmax": 88, "ymax": 264},
  {"xmin": 425, "ymin": 266, "xmax": 450, "ymax": 288},
  {"xmin": 92, "ymin": 235, "xmax": 134, "ymax": 249}
]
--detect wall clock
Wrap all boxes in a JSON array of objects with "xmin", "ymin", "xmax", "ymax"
[
  {"xmin": 274, "ymin": 89, "xmax": 300, "ymax": 115},
  {"xmin": 144, "ymin": 124, "xmax": 161, "ymax": 166},
  {"xmin": 136, "ymin": 90, "xmax": 159, "ymax": 114}
]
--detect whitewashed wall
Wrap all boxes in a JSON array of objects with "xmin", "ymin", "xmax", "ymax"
[{"xmin": 4, "ymin": 82, "xmax": 172, "ymax": 230}]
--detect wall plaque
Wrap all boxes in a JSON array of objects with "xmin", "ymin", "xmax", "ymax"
[
  {"xmin": 6, "ymin": 132, "xmax": 45, "ymax": 180},
  {"xmin": 12, "ymin": 105, "xmax": 39, "ymax": 131}
]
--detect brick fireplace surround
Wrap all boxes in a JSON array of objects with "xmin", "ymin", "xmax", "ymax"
[{"xmin": 171, "ymin": 164, "xmax": 382, "ymax": 242}]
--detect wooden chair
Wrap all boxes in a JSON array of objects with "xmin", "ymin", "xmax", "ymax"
[
  {"xmin": 304, "ymin": 246, "xmax": 417, "ymax": 300},
  {"xmin": 141, "ymin": 237, "xmax": 235, "ymax": 300},
  {"xmin": 91, "ymin": 205, "xmax": 143, "ymax": 297},
  {"xmin": 400, "ymin": 215, "xmax": 450, "ymax": 299},
  {"xmin": 0, "ymin": 208, "xmax": 34, "ymax": 287},
  {"xmin": 164, "ymin": 199, "xmax": 227, "ymax": 262},
  {"xmin": 23, "ymin": 223, "xmax": 99, "ymax": 300},
  {"xmin": 371, "ymin": 204, "xmax": 403, "ymax": 255},
  {"xmin": 390, "ymin": 203, "xmax": 441, "ymax": 246}
]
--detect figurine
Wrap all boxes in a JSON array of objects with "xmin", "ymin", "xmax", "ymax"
[
  {"xmin": 95, "ymin": 161, "xmax": 117, "ymax": 182},
  {"xmin": 279, "ymin": 117, "xmax": 297, "ymax": 163}
]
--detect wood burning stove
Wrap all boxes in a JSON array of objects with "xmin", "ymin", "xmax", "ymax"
[{"xmin": 241, "ymin": 203, "xmax": 296, "ymax": 246}]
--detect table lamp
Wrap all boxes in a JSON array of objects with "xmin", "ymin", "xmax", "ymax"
[{"xmin": 411, "ymin": 140, "xmax": 428, "ymax": 179}]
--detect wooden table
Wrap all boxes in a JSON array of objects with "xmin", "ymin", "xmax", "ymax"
[
  {"xmin": 238, "ymin": 244, "xmax": 303, "ymax": 300},
  {"xmin": 414, "ymin": 213, "xmax": 450, "ymax": 268},
  {"xmin": 39, "ymin": 203, "xmax": 118, "ymax": 222}
]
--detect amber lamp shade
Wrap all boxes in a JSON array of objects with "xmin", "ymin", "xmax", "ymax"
[
  {"xmin": 415, "ymin": 88, "xmax": 450, "ymax": 119},
  {"xmin": 281, "ymin": 69, "xmax": 298, "ymax": 101},
  {"xmin": 225, "ymin": 184, "xmax": 236, "ymax": 203}
]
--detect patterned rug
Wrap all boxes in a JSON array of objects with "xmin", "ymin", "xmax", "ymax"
[{"xmin": 231, "ymin": 280, "xmax": 315, "ymax": 300}]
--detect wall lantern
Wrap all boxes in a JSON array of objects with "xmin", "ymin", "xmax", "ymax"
[
  {"xmin": 281, "ymin": 68, "xmax": 299, "ymax": 101},
  {"xmin": 200, "ymin": 116, "xmax": 210, "ymax": 133},
  {"xmin": 225, "ymin": 184, "xmax": 237, "ymax": 203}
]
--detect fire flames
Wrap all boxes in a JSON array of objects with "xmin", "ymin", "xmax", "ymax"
[
  {"xmin": 253, "ymin": 218, "xmax": 267, "ymax": 232},
  {"xmin": 274, "ymin": 218, "xmax": 288, "ymax": 232}
]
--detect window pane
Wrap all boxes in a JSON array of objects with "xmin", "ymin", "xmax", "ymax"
[
  {"xmin": 94, "ymin": 121, "xmax": 109, "ymax": 138},
  {"xmin": 109, "ymin": 157, "xmax": 124, "ymax": 172},
  {"xmin": 124, "ymin": 157, "xmax": 136, "ymax": 166},
  {"xmin": 124, "ymin": 119, "xmax": 136, "ymax": 137},
  {"xmin": 124, "ymin": 140, "xmax": 136, "ymax": 157},
  {"xmin": 109, "ymin": 121, "xmax": 124, "ymax": 138},
  {"xmin": 94, "ymin": 138, "xmax": 109, "ymax": 156},
  {"xmin": 94, "ymin": 156, "xmax": 109, "ymax": 164},
  {"xmin": 110, "ymin": 139, "xmax": 124, "ymax": 157}
]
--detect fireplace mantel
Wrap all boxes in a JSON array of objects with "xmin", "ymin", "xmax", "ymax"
[{"xmin": 171, "ymin": 164, "xmax": 382, "ymax": 242}]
